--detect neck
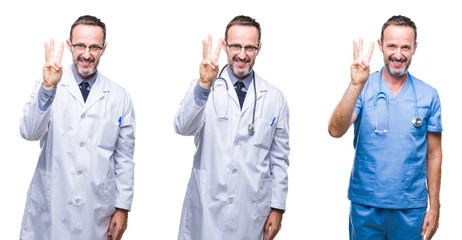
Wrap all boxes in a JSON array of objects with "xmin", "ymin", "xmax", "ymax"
[{"xmin": 381, "ymin": 68, "xmax": 408, "ymax": 96}]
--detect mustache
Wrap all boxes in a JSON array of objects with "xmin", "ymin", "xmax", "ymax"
[
  {"xmin": 388, "ymin": 56, "xmax": 407, "ymax": 62},
  {"xmin": 232, "ymin": 56, "xmax": 250, "ymax": 63},
  {"xmin": 77, "ymin": 56, "xmax": 95, "ymax": 62}
]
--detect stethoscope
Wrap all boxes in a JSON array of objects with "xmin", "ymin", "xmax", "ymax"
[
  {"xmin": 374, "ymin": 67, "xmax": 421, "ymax": 133},
  {"xmin": 212, "ymin": 64, "xmax": 257, "ymax": 135}
]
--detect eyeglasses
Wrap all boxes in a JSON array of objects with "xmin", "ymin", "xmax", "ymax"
[
  {"xmin": 227, "ymin": 43, "xmax": 259, "ymax": 54},
  {"xmin": 71, "ymin": 43, "xmax": 103, "ymax": 54}
]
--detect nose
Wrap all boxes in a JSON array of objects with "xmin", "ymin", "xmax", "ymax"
[
  {"xmin": 82, "ymin": 47, "xmax": 92, "ymax": 58},
  {"xmin": 237, "ymin": 47, "xmax": 247, "ymax": 58}
]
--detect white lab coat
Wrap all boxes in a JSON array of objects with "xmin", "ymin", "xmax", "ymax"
[
  {"xmin": 175, "ymin": 70, "xmax": 290, "ymax": 240},
  {"xmin": 19, "ymin": 67, "xmax": 135, "ymax": 240}
]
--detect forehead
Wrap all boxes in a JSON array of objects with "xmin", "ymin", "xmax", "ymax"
[
  {"xmin": 382, "ymin": 25, "xmax": 415, "ymax": 44},
  {"xmin": 71, "ymin": 24, "xmax": 104, "ymax": 43},
  {"xmin": 227, "ymin": 25, "xmax": 259, "ymax": 44}
]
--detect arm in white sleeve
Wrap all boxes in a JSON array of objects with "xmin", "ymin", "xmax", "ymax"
[
  {"xmin": 19, "ymin": 80, "xmax": 54, "ymax": 141},
  {"xmin": 174, "ymin": 79, "xmax": 210, "ymax": 136},
  {"xmin": 269, "ymin": 95, "xmax": 290, "ymax": 211},
  {"xmin": 114, "ymin": 90, "xmax": 136, "ymax": 211}
]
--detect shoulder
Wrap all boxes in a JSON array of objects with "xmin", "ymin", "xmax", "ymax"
[
  {"xmin": 410, "ymin": 74, "xmax": 439, "ymax": 96},
  {"xmin": 256, "ymin": 74, "xmax": 286, "ymax": 98},
  {"xmin": 98, "ymin": 72, "xmax": 131, "ymax": 96}
]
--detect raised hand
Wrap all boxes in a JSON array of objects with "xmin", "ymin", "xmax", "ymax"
[
  {"xmin": 198, "ymin": 35, "xmax": 224, "ymax": 88},
  {"xmin": 43, "ymin": 39, "xmax": 64, "ymax": 90},
  {"xmin": 350, "ymin": 38, "xmax": 374, "ymax": 86}
]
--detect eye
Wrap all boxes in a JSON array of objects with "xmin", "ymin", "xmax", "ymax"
[
  {"xmin": 230, "ymin": 44, "xmax": 241, "ymax": 49},
  {"xmin": 244, "ymin": 46, "xmax": 258, "ymax": 51},
  {"xmin": 89, "ymin": 45, "xmax": 102, "ymax": 51}
]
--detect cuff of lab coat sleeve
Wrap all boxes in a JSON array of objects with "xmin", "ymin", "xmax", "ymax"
[
  {"xmin": 37, "ymin": 85, "xmax": 56, "ymax": 111},
  {"xmin": 271, "ymin": 207, "xmax": 285, "ymax": 214},
  {"xmin": 193, "ymin": 82, "xmax": 211, "ymax": 107},
  {"xmin": 115, "ymin": 202, "xmax": 132, "ymax": 212}
]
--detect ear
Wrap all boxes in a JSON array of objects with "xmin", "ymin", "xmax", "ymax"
[
  {"xmin": 66, "ymin": 39, "xmax": 73, "ymax": 53},
  {"xmin": 412, "ymin": 42, "xmax": 418, "ymax": 55},
  {"xmin": 377, "ymin": 39, "xmax": 383, "ymax": 53},
  {"xmin": 256, "ymin": 42, "xmax": 262, "ymax": 56},
  {"xmin": 222, "ymin": 39, "xmax": 227, "ymax": 52},
  {"xmin": 101, "ymin": 42, "xmax": 108, "ymax": 56}
]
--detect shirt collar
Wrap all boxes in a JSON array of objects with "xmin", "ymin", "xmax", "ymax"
[
  {"xmin": 71, "ymin": 66, "xmax": 98, "ymax": 88},
  {"xmin": 226, "ymin": 66, "xmax": 254, "ymax": 90}
]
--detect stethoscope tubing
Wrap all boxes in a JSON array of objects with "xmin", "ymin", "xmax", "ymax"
[
  {"xmin": 374, "ymin": 67, "xmax": 421, "ymax": 133},
  {"xmin": 212, "ymin": 64, "xmax": 257, "ymax": 135}
]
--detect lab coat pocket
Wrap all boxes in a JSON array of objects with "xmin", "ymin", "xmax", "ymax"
[
  {"xmin": 23, "ymin": 168, "xmax": 52, "ymax": 233},
  {"xmin": 253, "ymin": 118, "xmax": 276, "ymax": 150},
  {"xmin": 99, "ymin": 178, "xmax": 116, "ymax": 221},
  {"xmin": 255, "ymin": 176, "xmax": 271, "ymax": 219},
  {"xmin": 189, "ymin": 169, "xmax": 207, "ymax": 209},
  {"xmin": 29, "ymin": 168, "xmax": 52, "ymax": 211},
  {"xmin": 98, "ymin": 120, "xmax": 120, "ymax": 150}
]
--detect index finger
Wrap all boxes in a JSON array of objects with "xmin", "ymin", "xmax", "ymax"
[
  {"xmin": 212, "ymin": 38, "xmax": 223, "ymax": 60},
  {"xmin": 49, "ymin": 39, "xmax": 55, "ymax": 62},
  {"xmin": 364, "ymin": 41, "xmax": 375, "ymax": 62},
  {"xmin": 44, "ymin": 41, "xmax": 51, "ymax": 62},
  {"xmin": 56, "ymin": 41, "xmax": 64, "ymax": 63},
  {"xmin": 352, "ymin": 40, "xmax": 359, "ymax": 60}
]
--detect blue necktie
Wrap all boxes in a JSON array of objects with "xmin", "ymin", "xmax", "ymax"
[
  {"xmin": 79, "ymin": 81, "xmax": 90, "ymax": 102},
  {"xmin": 234, "ymin": 81, "xmax": 246, "ymax": 109}
]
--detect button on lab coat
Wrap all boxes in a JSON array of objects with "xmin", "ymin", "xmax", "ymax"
[
  {"xmin": 19, "ymin": 67, "xmax": 135, "ymax": 240},
  {"xmin": 174, "ymin": 70, "xmax": 290, "ymax": 240}
]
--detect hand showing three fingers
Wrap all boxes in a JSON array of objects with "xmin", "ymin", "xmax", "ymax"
[
  {"xmin": 199, "ymin": 35, "xmax": 224, "ymax": 89},
  {"xmin": 43, "ymin": 39, "xmax": 64, "ymax": 90},
  {"xmin": 351, "ymin": 38, "xmax": 374, "ymax": 86}
]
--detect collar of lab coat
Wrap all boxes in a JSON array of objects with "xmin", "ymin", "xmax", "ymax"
[
  {"xmin": 221, "ymin": 67, "xmax": 268, "ymax": 113},
  {"xmin": 60, "ymin": 65, "xmax": 110, "ymax": 109}
]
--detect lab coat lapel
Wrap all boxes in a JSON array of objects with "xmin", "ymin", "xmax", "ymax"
[
  {"xmin": 241, "ymin": 73, "xmax": 265, "ymax": 114},
  {"xmin": 60, "ymin": 68, "xmax": 86, "ymax": 107},
  {"xmin": 223, "ymin": 70, "xmax": 241, "ymax": 109},
  {"xmin": 84, "ymin": 73, "xmax": 109, "ymax": 110}
]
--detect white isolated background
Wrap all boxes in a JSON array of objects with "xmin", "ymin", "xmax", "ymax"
[{"xmin": 1, "ymin": 0, "xmax": 460, "ymax": 239}]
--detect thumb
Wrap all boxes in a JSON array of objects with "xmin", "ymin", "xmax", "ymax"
[
  {"xmin": 264, "ymin": 221, "xmax": 271, "ymax": 237},
  {"xmin": 107, "ymin": 219, "xmax": 115, "ymax": 237},
  {"xmin": 421, "ymin": 221, "xmax": 427, "ymax": 237}
]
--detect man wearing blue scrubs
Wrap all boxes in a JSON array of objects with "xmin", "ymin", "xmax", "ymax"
[{"xmin": 328, "ymin": 15, "xmax": 442, "ymax": 240}]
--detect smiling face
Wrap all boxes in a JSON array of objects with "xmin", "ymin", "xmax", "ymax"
[
  {"xmin": 225, "ymin": 25, "xmax": 261, "ymax": 80},
  {"xmin": 378, "ymin": 25, "xmax": 417, "ymax": 79},
  {"xmin": 67, "ymin": 24, "xmax": 107, "ymax": 80}
]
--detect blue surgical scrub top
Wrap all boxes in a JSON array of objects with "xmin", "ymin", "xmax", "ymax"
[{"xmin": 349, "ymin": 69, "xmax": 443, "ymax": 209}]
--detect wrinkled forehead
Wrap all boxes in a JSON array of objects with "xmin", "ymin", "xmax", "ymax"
[
  {"xmin": 383, "ymin": 25, "xmax": 416, "ymax": 45},
  {"xmin": 71, "ymin": 24, "xmax": 105, "ymax": 44},
  {"xmin": 226, "ymin": 25, "xmax": 260, "ymax": 45}
]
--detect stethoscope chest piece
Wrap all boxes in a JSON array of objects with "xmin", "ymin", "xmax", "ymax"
[
  {"xmin": 413, "ymin": 117, "xmax": 422, "ymax": 128},
  {"xmin": 248, "ymin": 124, "xmax": 255, "ymax": 135}
]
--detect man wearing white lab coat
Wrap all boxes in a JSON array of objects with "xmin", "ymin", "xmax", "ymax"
[
  {"xmin": 175, "ymin": 16, "xmax": 290, "ymax": 240},
  {"xmin": 19, "ymin": 15, "xmax": 135, "ymax": 240}
]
